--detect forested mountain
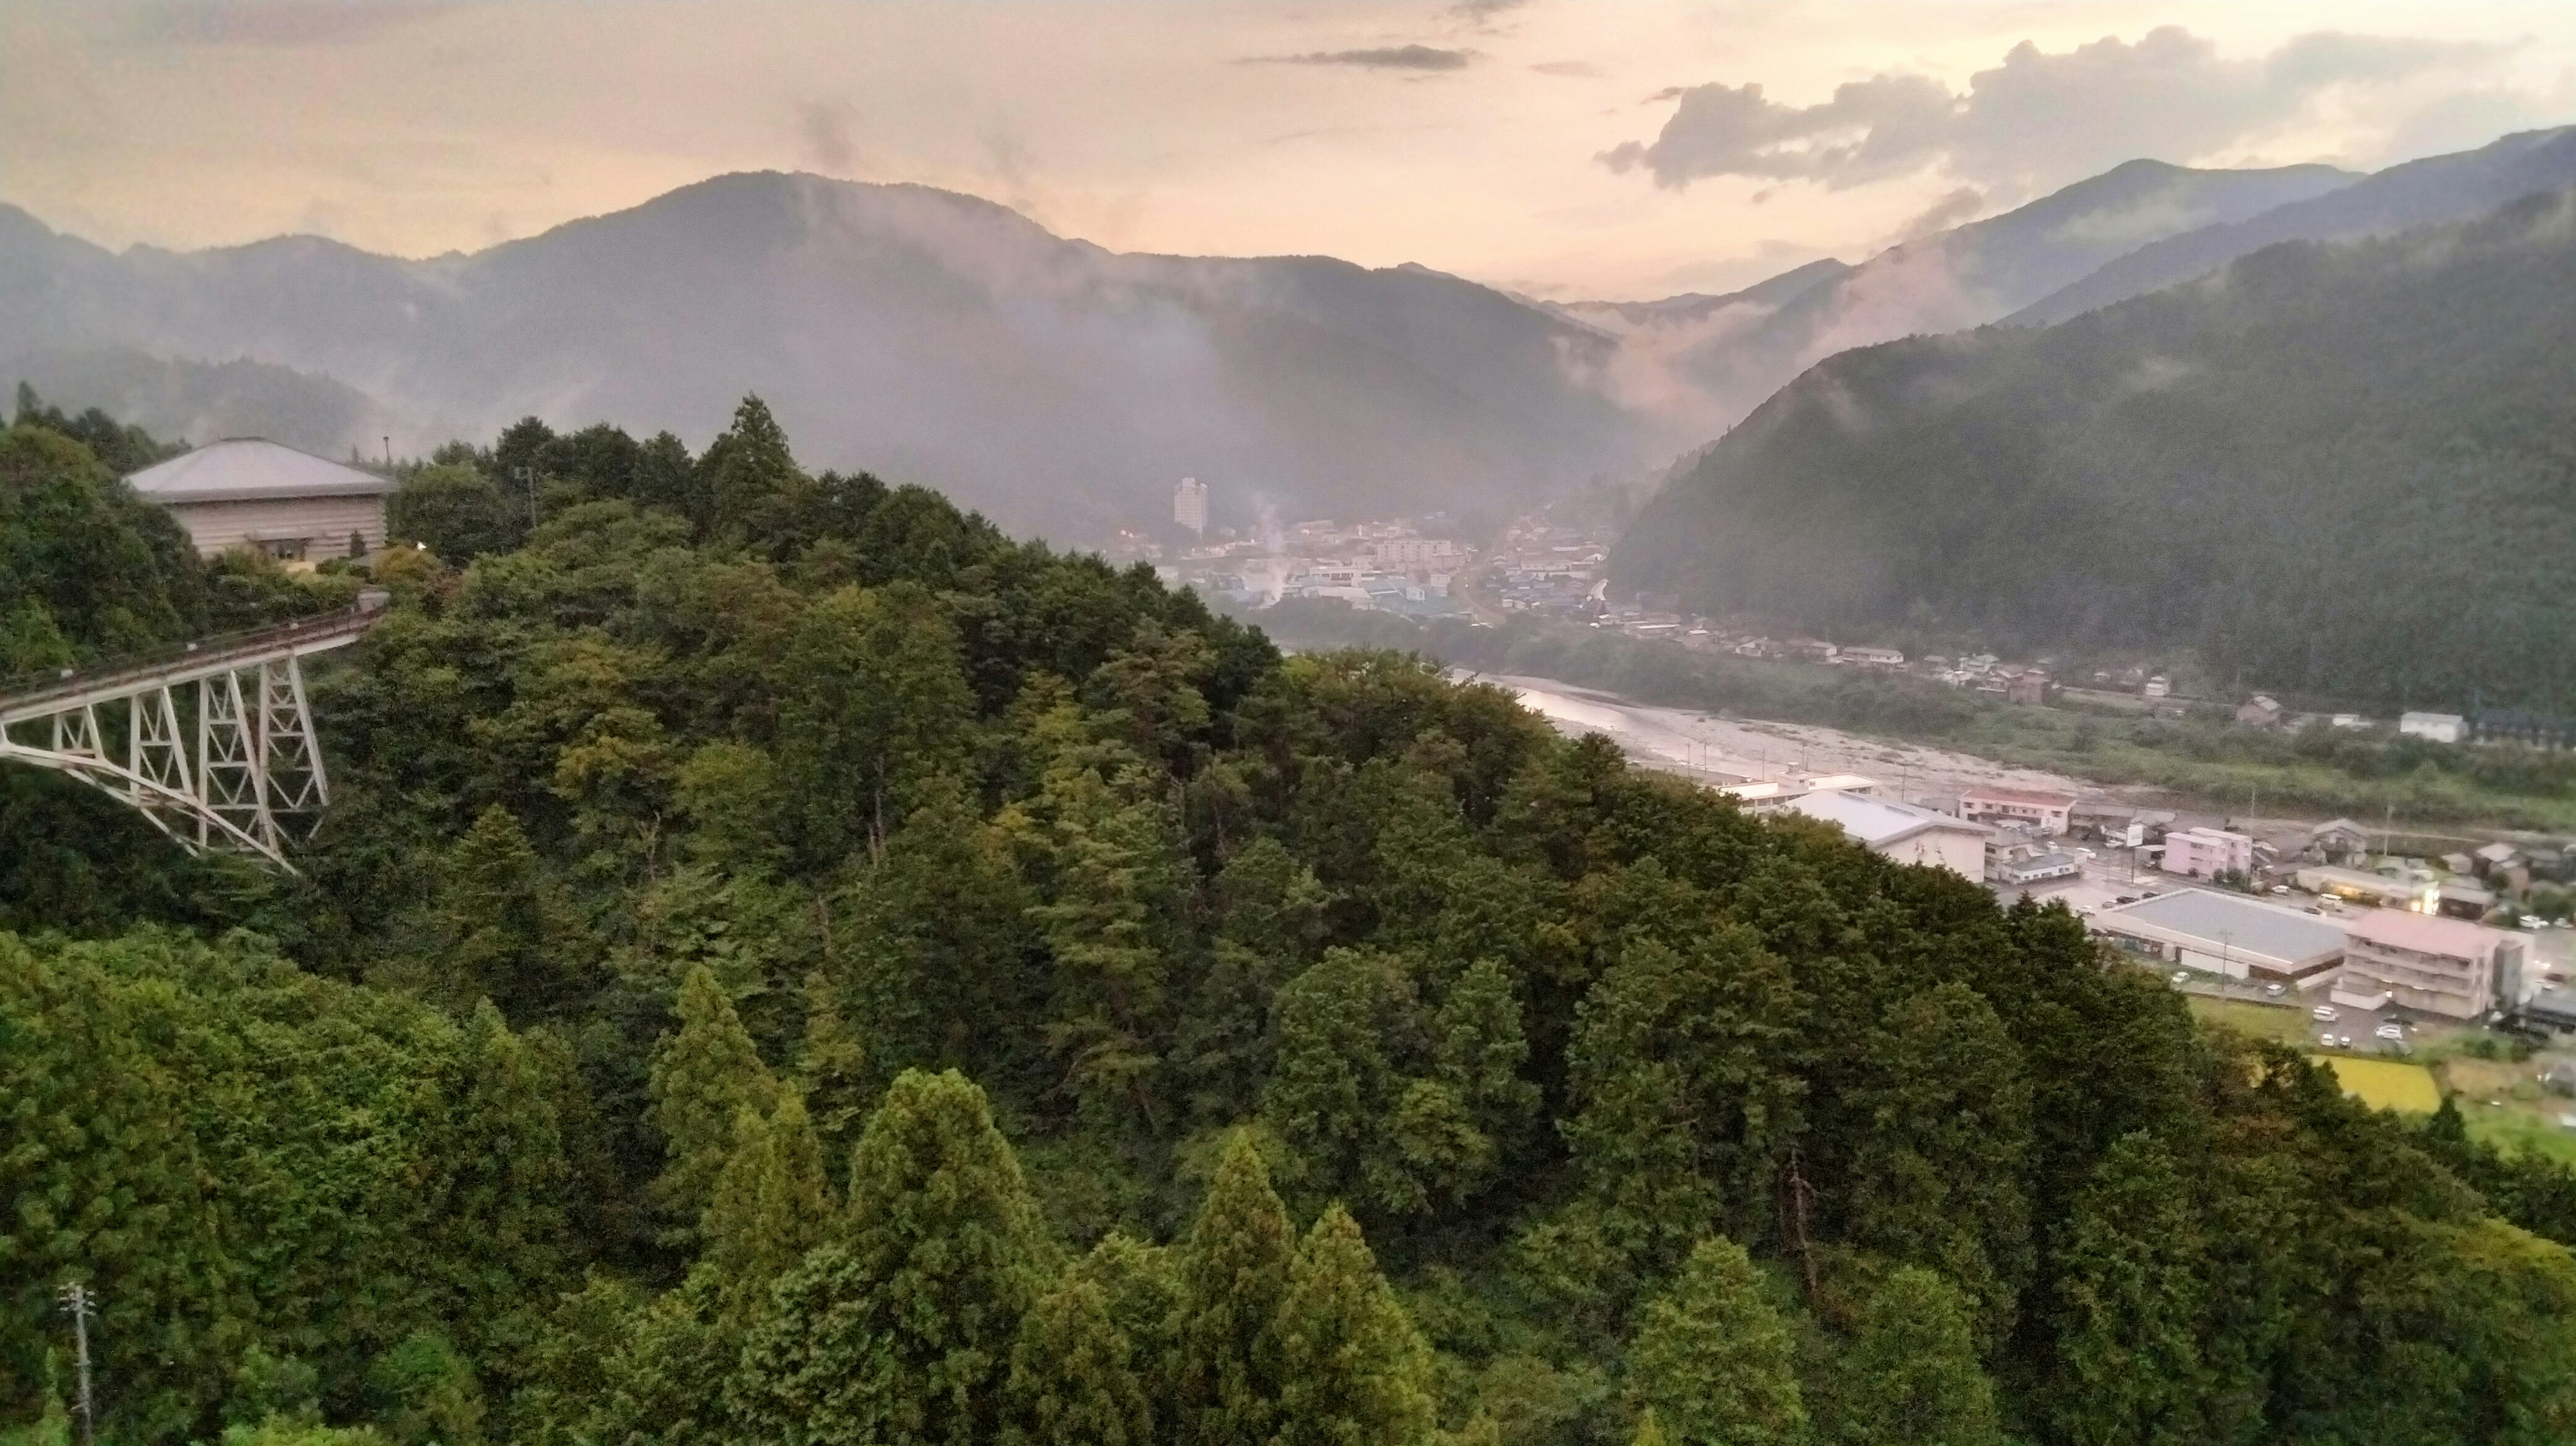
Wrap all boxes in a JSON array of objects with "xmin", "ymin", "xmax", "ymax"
[
  {"xmin": 0, "ymin": 348, "xmax": 423, "ymax": 462},
  {"xmin": 1613, "ymin": 186, "xmax": 2576, "ymax": 716},
  {"xmin": 9, "ymin": 402, "xmax": 2576, "ymax": 1446},
  {"xmin": 0, "ymin": 174, "xmax": 1649, "ymax": 539},
  {"xmin": 2011, "ymin": 124, "xmax": 2576, "ymax": 326},
  {"xmin": 1554, "ymin": 160, "xmax": 2354, "ymax": 437}
]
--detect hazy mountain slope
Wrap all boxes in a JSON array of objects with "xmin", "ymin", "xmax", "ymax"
[
  {"xmin": 0, "ymin": 174, "xmax": 1650, "ymax": 537},
  {"xmin": 1568, "ymin": 160, "xmax": 2357, "ymax": 436},
  {"xmin": 2012, "ymin": 125, "xmax": 2576, "ymax": 326},
  {"xmin": 1611, "ymin": 188, "xmax": 2576, "ymax": 714},
  {"xmin": 1, "ymin": 347, "xmax": 420, "ymax": 459}
]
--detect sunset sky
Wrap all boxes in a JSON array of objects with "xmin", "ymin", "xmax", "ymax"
[{"xmin": 5, "ymin": 0, "xmax": 2571, "ymax": 298}]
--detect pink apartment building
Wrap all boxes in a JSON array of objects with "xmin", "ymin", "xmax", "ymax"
[{"xmin": 2163, "ymin": 826, "xmax": 2253, "ymax": 881}]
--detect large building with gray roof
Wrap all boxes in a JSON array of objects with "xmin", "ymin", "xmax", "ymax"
[
  {"xmin": 2088, "ymin": 888, "xmax": 2347, "ymax": 982},
  {"xmin": 126, "ymin": 438, "xmax": 394, "ymax": 561}
]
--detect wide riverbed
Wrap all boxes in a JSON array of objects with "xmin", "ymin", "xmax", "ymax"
[{"xmin": 1474, "ymin": 671, "xmax": 2099, "ymax": 806}]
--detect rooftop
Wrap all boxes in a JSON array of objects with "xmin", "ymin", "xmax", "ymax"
[
  {"xmin": 127, "ymin": 438, "xmax": 396, "ymax": 504},
  {"xmin": 2344, "ymin": 908, "xmax": 2520, "ymax": 959},
  {"xmin": 2090, "ymin": 888, "xmax": 2347, "ymax": 968},
  {"xmin": 1960, "ymin": 785, "xmax": 2080, "ymax": 807},
  {"xmin": 1784, "ymin": 791, "xmax": 1989, "ymax": 848}
]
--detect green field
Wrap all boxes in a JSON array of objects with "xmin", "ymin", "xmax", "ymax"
[
  {"xmin": 2186, "ymin": 995, "xmax": 2312, "ymax": 1045},
  {"xmin": 2459, "ymin": 1100, "xmax": 2576, "ymax": 1166},
  {"xmin": 2308, "ymin": 1054, "xmax": 2443, "ymax": 1113}
]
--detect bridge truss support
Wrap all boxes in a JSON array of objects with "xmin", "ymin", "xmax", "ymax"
[{"xmin": 0, "ymin": 602, "xmax": 380, "ymax": 873}]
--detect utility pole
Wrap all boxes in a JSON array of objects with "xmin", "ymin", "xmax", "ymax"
[{"xmin": 58, "ymin": 1281, "xmax": 95, "ymax": 1446}]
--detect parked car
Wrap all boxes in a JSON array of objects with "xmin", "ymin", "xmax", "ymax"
[
  {"xmin": 2313, "ymin": 1006, "xmax": 2340, "ymax": 1023},
  {"xmin": 2170, "ymin": 970, "xmax": 2193, "ymax": 986},
  {"xmin": 2264, "ymin": 983, "xmax": 2287, "ymax": 997},
  {"xmin": 2522, "ymin": 915, "xmax": 2548, "ymax": 930},
  {"xmin": 2375, "ymin": 1023, "xmax": 2405, "ymax": 1040},
  {"xmin": 2272, "ymin": 884, "xmax": 2292, "ymax": 894}
]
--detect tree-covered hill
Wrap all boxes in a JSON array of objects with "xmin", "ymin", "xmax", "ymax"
[
  {"xmin": 1612, "ymin": 186, "xmax": 2576, "ymax": 716},
  {"xmin": 8, "ymin": 404, "xmax": 2576, "ymax": 1445}
]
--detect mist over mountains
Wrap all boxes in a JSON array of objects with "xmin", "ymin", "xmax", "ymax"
[
  {"xmin": 1611, "ymin": 185, "xmax": 2576, "ymax": 714},
  {"xmin": 0, "ymin": 174, "xmax": 1652, "ymax": 537},
  {"xmin": 4, "ymin": 127, "xmax": 2573, "ymax": 544}
]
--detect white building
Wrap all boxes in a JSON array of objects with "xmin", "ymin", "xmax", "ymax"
[
  {"xmin": 1173, "ymin": 477, "xmax": 1209, "ymax": 535},
  {"xmin": 126, "ymin": 438, "xmax": 395, "ymax": 561},
  {"xmin": 1782, "ymin": 791, "xmax": 1994, "ymax": 878},
  {"xmin": 2090, "ymin": 889, "xmax": 2347, "ymax": 982},
  {"xmin": 2340, "ymin": 909, "xmax": 2529, "ymax": 1019},
  {"xmin": 2399, "ymin": 712, "xmax": 2466, "ymax": 744},
  {"xmin": 1959, "ymin": 786, "xmax": 2078, "ymax": 836}
]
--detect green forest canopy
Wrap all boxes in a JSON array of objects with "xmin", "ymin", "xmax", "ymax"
[
  {"xmin": 7, "ymin": 400, "xmax": 2576, "ymax": 1445},
  {"xmin": 1611, "ymin": 186, "xmax": 2576, "ymax": 716}
]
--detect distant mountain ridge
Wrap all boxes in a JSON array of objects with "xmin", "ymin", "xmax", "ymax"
[
  {"xmin": 0, "ymin": 174, "xmax": 1652, "ymax": 537},
  {"xmin": 1610, "ymin": 186, "xmax": 2576, "ymax": 714},
  {"xmin": 2010, "ymin": 125, "xmax": 2576, "ymax": 326},
  {"xmin": 1547, "ymin": 159, "xmax": 2357, "ymax": 436}
]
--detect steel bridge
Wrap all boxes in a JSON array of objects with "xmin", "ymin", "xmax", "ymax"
[{"xmin": 0, "ymin": 595, "xmax": 388, "ymax": 871}]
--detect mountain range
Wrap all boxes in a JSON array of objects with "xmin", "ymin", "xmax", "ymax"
[
  {"xmin": 1610, "ymin": 184, "xmax": 2576, "ymax": 714},
  {"xmin": 3, "ymin": 127, "xmax": 2573, "ymax": 542}
]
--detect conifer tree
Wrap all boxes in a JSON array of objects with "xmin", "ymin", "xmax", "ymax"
[
  {"xmin": 794, "ymin": 970, "xmax": 873, "ymax": 1158},
  {"xmin": 1832, "ymin": 1267, "xmax": 2003, "ymax": 1446},
  {"xmin": 648, "ymin": 964, "xmax": 782, "ymax": 1231},
  {"xmin": 702, "ymin": 1091, "xmax": 833, "ymax": 1297},
  {"xmin": 1002, "ymin": 1272, "xmax": 1152, "ymax": 1446},
  {"xmin": 1271, "ymin": 1204, "xmax": 1438, "ymax": 1446},
  {"xmin": 2049, "ymin": 1131, "xmax": 2208, "ymax": 1446},
  {"xmin": 435, "ymin": 804, "xmax": 581, "ymax": 1020},
  {"xmin": 730, "ymin": 1069, "xmax": 1053, "ymax": 1446},
  {"xmin": 1623, "ymin": 1237, "xmax": 1806, "ymax": 1446},
  {"xmin": 1627, "ymin": 1410, "xmax": 1669, "ymax": 1446},
  {"xmin": 1173, "ymin": 1131, "xmax": 1297, "ymax": 1446}
]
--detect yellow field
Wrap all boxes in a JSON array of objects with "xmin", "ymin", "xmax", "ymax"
[{"xmin": 2308, "ymin": 1054, "xmax": 2442, "ymax": 1113}]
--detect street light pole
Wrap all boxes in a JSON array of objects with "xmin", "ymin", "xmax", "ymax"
[{"xmin": 58, "ymin": 1282, "xmax": 95, "ymax": 1446}]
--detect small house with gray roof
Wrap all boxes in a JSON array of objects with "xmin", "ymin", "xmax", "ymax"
[{"xmin": 126, "ymin": 438, "xmax": 394, "ymax": 561}]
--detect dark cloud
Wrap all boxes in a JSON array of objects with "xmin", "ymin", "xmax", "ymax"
[
  {"xmin": 1255, "ymin": 45, "xmax": 1479, "ymax": 72},
  {"xmin": 1453, "ymin": 0, "xmax": 1535, "ymax": 15},
  {"xmin": 1532, "ymin": 60, "xmax": 1603, "ymax": 78},
  {"xmin": 797, "ymin": 101, "xmax": 859, "ymax": 174},
  {"xmin": 1602, "ymin": 27, "xmax": 2506, "ymax": 194}
]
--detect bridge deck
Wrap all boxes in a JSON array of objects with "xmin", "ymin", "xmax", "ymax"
[{"xmin": 0, "ymin": 598, "xmax": 386, "ymax": 726}]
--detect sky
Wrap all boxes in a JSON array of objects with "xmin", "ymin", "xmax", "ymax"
[{"xmin": 3, "ymin": 0, "xmax": 2572, "ymax": 298}]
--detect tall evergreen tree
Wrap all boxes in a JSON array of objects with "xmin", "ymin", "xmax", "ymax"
[
  {"xmin": 702, "ymin": 1091, "xmax": 833, "ymax": 1296},
  {"xmin": 1831, "ymin": 1267, "xmax": 2003, "ymax": 1446},
  {"xmin": 777, "ymin": 582, "xmax": 975, "ymax": 867},
  {"xmin": 1173, "ymin": 1131, "xmax": 1297, "ymax": 1446},
  {"xmin": 1001, "ymin": 1272, "xmax": 1152, "ymax": 1446},
  {"xmin": 730, "ymin": 1069, "xmax": 1053, "ymax": 1446},
  {"xmin": 2049, "ymin": 1131, "xmax": 2208, "ymax": 1446},
  {"xmin": 648, "ymin": 964, "xmax": 782, "ymax": 1231},
  {"xmin": 1623, "ymin": 1237, "xmax": 1807, "ymax": 1446},
  {"xmin": 1270, "ymin": 1204, "xmax": 1438, "ymax": 1446}
]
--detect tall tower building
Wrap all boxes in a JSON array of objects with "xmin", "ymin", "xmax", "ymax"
[{"xmin": 1173, "ymin": 476, "xmax": 1209, "ymax": 535}]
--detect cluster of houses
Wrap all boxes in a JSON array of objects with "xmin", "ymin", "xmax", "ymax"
[
  {"xmin": 1487, "ymin": 520, "xmax": 1610, "ymax": 615},
  {"xmin": 1149, "ymin": 516, "xmax": 1477, "ymax": 619},
  {"xmin": 1755, "ymin": 774, "xmax": 2571, "ymax": 1027}
]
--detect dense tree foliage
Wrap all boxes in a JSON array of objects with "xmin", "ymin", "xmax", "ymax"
[
  {"xmin": 1614, "ymin": 188, "xmax": 2576, "ymax": 715},
  {"xmin": 8, "ymin": 404, "xmax": 2576, "ymax": 1445}
]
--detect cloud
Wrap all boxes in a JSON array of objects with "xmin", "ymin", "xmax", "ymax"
[
  {"xmin": 1254, "ymin": 45, "xmax": 1479, "ymax": 72},
  {"xmin": 1453, "ymin": 0, "xmax": 1534, "ymax": 16},
  {"xmin": 1602, "ymin": 27, "xmax": 2508, "ymax": 196},
  {"xmin": 797, "ymin": 101, "xmax": 859, "ymax": 174},
  {"xmin": 1532, "ymin": 60, "xmax": 1602, "ymax": 78},
  {"xmin": 1892, "ymin": 186, "xmax": 1985, "ymax": 241}
]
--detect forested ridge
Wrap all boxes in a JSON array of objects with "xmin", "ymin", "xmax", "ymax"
[
  {"xmin": 1612, "ymin": 186, "xmax": 2576, "ymax": 716},
  {"xmin": 9, "ymin": 401, "xmax": 2576, "ymax": 1446}
]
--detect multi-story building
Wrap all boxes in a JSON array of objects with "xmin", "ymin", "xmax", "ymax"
[
  {"xmin": 2339, "ymin": 909, "xmax": 2528, "ymax": 1019},
  {"xmin": 1959, "ymin": 786, "xmax": 2078, "ymax": 836},
  {"xmin": 1173, "ymin": 477, "xmax": 1208, "ymax": 535},
  {"xmin": 2163, "ymin": 826, "xmax": 2253, "ymax": 881}
]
